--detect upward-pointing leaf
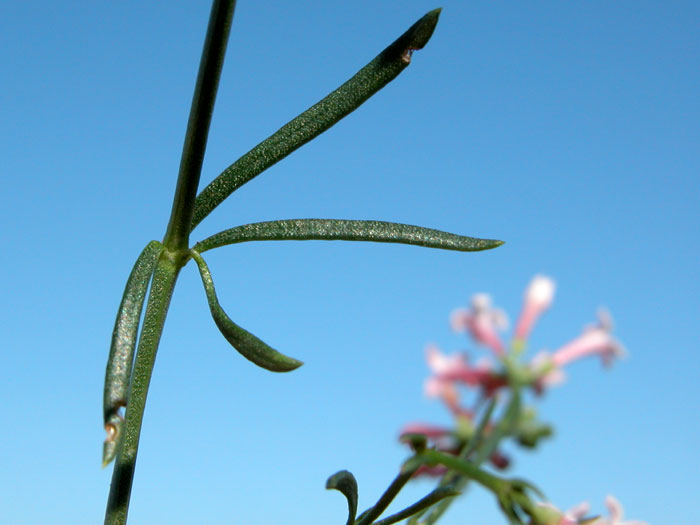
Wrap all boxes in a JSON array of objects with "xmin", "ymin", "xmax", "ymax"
[
  {"xmin": 190, "ymin": 250, "xmax": 302, "ymax": 372},
  {"xmin": 193, "ymin": 219, "xmax": 503, "ymax": 253},
  {"xmin": 190, "ymin": 9, "xmax": 442, "ymax": 230}
]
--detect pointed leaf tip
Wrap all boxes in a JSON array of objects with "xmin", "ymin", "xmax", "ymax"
[
  {"xmin": 326, "ymin": 470, "xmax": 359, "ymax": 525},
  {"xmin": 410, "ymin": 8, "xmax": 442, "ymax": 50}
]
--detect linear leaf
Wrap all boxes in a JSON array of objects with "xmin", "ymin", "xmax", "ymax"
[
  {"xmin": 103, "ymin": 240, "xmax": 163, "ymax": 467},
  {"xmin": 193, "ymin": 219, "xmax": 503, "ymax": 254},
  {"xmin": 190, "ymin": 9, "xmax": 442, "ymax": 230},
  {"xmin": 325, "ymin": 470, "xmax": 359, "ymax": 525},
  {"xmin": 190, "ymin": 251, "xmax": 302, "ymax": 372}
]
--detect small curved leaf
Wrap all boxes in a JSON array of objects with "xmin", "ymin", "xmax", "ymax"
[
  {"xmin": 325, "ymin": 470, "xmax": 358, "ymax": 525},
  {"xmin": 103, "ymin": 240, "xmax": 163, "ymax": 467},
  {"xmin": 193, "ymin": 219, "xmax": 503, "ymax": 254},
  {"xmin": 190, "ymin": 251, "xmax": 302, "ymax": 372}
]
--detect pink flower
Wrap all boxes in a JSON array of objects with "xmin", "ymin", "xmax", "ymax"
[
  {"xmin": 451, "ymin": 293, "xmax": 508, "ymax": 355},
  {"xmin": 532, "ymin": 310, "xmax": 625, "ymax": 389},
  {"xmin": 534, "ymin": 501, "xmax": 591, "ymax": 525},
  {"xmin": 592, "ymin": 495, "xmax": 647, "ymax": 525},
  {"xmin": 398, "ymin": 422, "xmax": 510, "ymax": 474},
  {"xmin": 514, "ymin": 275, "xmax": 555, "ymax": 342},
  {"xmin": 550, "ymin": 309, "xmax": 626, "ymax": 369},
  {"xmin": 424, "ymin": 346, "xmax": 507, "ymax": 404}
]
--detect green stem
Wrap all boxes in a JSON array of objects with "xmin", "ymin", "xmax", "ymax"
[
  {"xmin": 415, "ymin": 391, "xmax": 520, "ymax": 525},
  {"xmin": 417, "ymin": 450, "xmax": 507, "ymax": 494},
  {"xmin": 355, "ymin": 463, "xmax": 420, "ymax": 525},
  {"xmin": 104, "ymin": 255, "xmax": 181, "ymax": 525},
  {"xmin": 371, "ymin": 487, "xmax": 459, "ymax": 525},
  {"xmin": 163, "ymin": 0, "xmax": 236, "ymax": 252}
]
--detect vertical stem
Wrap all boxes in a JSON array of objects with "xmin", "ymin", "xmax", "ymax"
[
  {"xmin": 163, "ymin": 0, "xmax": 237, "ymax": 252},
  {"xmin": 104, "ymin": 256, "xmax": 180, "ymax": 525},
  {"xmin": 416, "ymin": 391, "xmax": 521, "ymax": 525}
]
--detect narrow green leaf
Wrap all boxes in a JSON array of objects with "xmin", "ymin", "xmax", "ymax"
[
  {"xmin": 189, "ymin": 251, "xmax": 302, "ymax": 372},
  {"xmin": 372, "ymin": 487, "xmax": 460, "ymax": 525},
  {"xmin": 103, "ymin": 240, "xmax": 163, "ymax": 467},
  {"xmin": 325, "ymin": 470, "xmax": 359, "ymax": 525},
  {"xmin": 193, "ymin": 219, "xmax": 503, "ymax": 254},
  {"xmin": 190, "ymin": 9, "xmax": 442, "ymax": 230}
]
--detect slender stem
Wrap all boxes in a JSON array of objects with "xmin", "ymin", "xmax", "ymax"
[
  {"xmin": 104, "ymin": 255, "xmax": 181, "ymax": 525},
  {"xmin": 355, "ymin": 463, "xmax": 420, "ymax": 525},
  {"xmin": 416, "ymin": 391, "xmax": 521, "ymax": 525},
  {"xmin": 371, "ymin": 488, "xmax": 459, "ymax": 525},
  {"xmin": 163, "ymin": 0, "xmax": 236, "ymax": 252},
  {"xmin": 418, "ymin": 450, "xmax": 506, "ymax": 494}
]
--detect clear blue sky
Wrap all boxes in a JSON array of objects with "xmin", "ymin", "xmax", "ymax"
[{"xmin": 1, "ymin": 2, "xmax": 698, "ymax": 524}]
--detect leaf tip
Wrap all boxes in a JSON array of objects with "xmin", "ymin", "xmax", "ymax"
[
  {"xmin": 408, "ymin": 8, "xmax": 442, "ymax": 49},
  {"xmin": 277, "ymin": 357, "xmax": 304, "ymax": 372},
  {"xmin": 394, "ymin": 8, "xmax": 442, "ymax": 64}
]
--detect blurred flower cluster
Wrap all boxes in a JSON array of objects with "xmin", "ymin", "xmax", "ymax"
[{"xmin": 397, "ymin": 276, "xmax": 644, "ymax": 525}]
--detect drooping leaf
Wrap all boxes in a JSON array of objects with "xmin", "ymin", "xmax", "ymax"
[
  {"xmin": 193, "ymin": 219, "xmax": 503, "ymax": 254},
  {"xmin": 325, "ymin": 470, "xmax": 359, "ymax": 525},
  {"xmin": 190, "ymin": 9, "xmax": 442, "ymax": 230},
  {"xmin": 103, "ymin": 240, "xmax": 163, "ymax": 467},
  {"xmin": 190, "ymin": 250, "xmax": 302, "ymax": 372}
]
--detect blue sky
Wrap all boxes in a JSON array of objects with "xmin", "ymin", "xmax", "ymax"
[{"xmin": 1, "ymin": 2, "xmax": 698, "ymax": 524}]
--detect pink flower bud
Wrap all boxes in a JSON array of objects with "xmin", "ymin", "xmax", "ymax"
[
  {"xmin": 595, "ymin": 495, "xmax": 648, "ymax": 525},
  {"xmin": 514, "ymin": 275, "xmax": 555, "ymax": 341},
  {"xmin": 451, "ymin": 293, "xmax": 508, "ymax": 355}
]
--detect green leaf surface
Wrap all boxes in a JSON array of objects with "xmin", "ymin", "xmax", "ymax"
[
  {"xmin": 193, "ymin": 219, "xmax": 503, "ymax": 253},
  {"xmin": 102, "ymin": 240, "xmax": 163, "ymax": 467},
  {"xmin": 190, "ymin": 251, "xmax": 302, "ymax": 372},
  {"xmin": 325, "ymin": 470, "xmax": 359, "ymax": 525},
  {"xmin": 190, "ymin": 9, "xmax": 442, "ymax": 230}
]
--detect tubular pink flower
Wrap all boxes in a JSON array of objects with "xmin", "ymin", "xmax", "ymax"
[
  {"xmin": 400, "ymin": 422, "xmax": 450, "ymax": 440},
  {"xmin": 438, "ymin": 358, "xmax": 507, "ymax": 397},
  {"xmin": 534, "ymin": 501, "xmax": 591, "ymax": 525},
  {"xmin": 425, "ymin": 346, "xmax": 506, "ymax": 400},
  {"xmin": 593, "ymin": 495, "xmax": 647, "ymax": 525},
  {"xmin": 398, "ymin": 421, "xmax": 510, "ymax": 475},
  {"xmin": 514, "ymin": 275, "xmax": 555, "ymax": 342},
  {"xmin": 550, "ymin": 309, "xmax": 626, "ymax": 369},
  {"xmin": 424, "ymin": 345, "xmax": 466, "ymax": 413},
  {"xmin": 450, "ymin": 293, "xmax": 508, "ymax": 355}
]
